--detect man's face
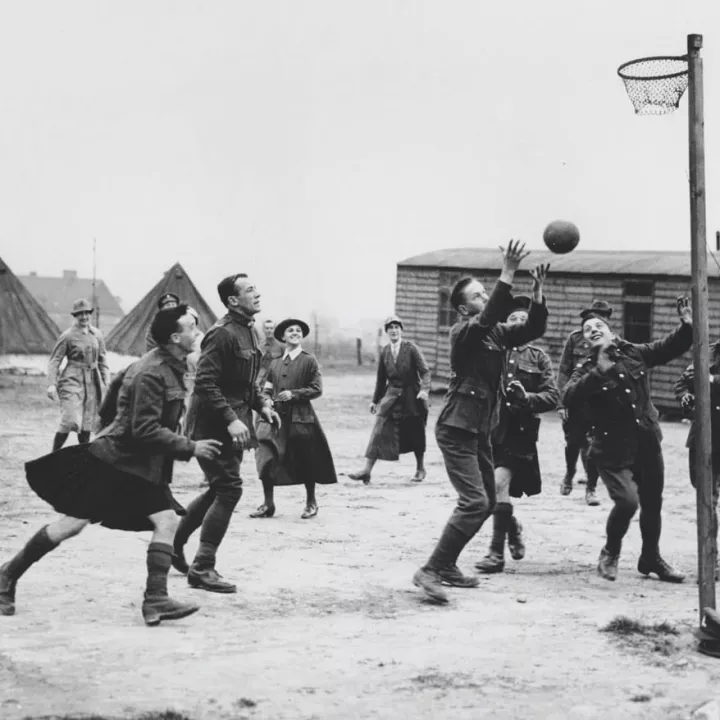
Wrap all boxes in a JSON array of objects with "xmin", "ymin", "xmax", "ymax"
[
  {"xmin": 283, "ymin": 324, "xmax": 304, "ymax": 347},
  {"xmin": 459, "ymin": 280, "xmax": 490, "ymax": 316},
  {"xmin": 386, "ymin": 323, "xmax": 402, "ymax": 341},
  {"xmin": 263, "ymin": 320, "xmax": 275, "ymax": 337},
  {"xmin": 173, "ymin": 313, "xmax": 199, "ymax": 353},
  {"xmin": 583, "ymin": 317, "xmax": 614, "ymax": 348},
  {"xmin": 229, "ymin": 277, "xmax": 261, "ymax": 316},
  {"xmin": 506, "ymin": 310, "xmax": 528, "ymax": 328},
  {"xmin": 74, "ymin": 310, "xmax": 92, "ymax": 328},
  {"xmin": 160, "ymin": 298, "xmax": 179, "ymax": 311}
]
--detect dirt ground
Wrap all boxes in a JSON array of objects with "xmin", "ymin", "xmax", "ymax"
[{"xmin": 1, "ymin": 369, "xmax": 719, "ymax": 720}]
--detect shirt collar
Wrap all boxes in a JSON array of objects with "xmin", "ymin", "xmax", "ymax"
[
  {"xmin": 157, "ymin": 346, "xmax": 188, "ymax": 374},
  {"xmin": 228, "ymin": 308, "xmax": 255, "ymax": 327},
  {"xmin": 283, "ymin": 345, "xmax": 303, "ymax": 361}
]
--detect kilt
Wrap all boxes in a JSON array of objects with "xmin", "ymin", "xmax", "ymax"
[
  {"xmin": 492, "ymin": 444, "xmax": 542, "ymax": 498},
  {"xmin": 25, "ymin": 444, "xmax": 185, "ymax": 532}
]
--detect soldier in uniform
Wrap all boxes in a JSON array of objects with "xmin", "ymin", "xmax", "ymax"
[
  {"xmin": 0, "ymin": 305, "xmax": 222, "ymax": 625},
  {"xmin": 475, "ymin": 295, "xmax": 559, "ymax": 573},
  {"xmin": 257, "ymin": 318, "xmax": 285, "ymax": 388},
  {"xmin": 412, "ymin": 240, "xmax": 550, "ymax": 604},
  {"xmin": 674, "ymin": 341, "xmax": 720, "ymax": 580},
  {"xmin": 172, "ymin": 274, "xmax": 281, "ymax": 594},
  {"xmin": 145, "ymin": 293, "xmax": 180, "ymax": 352},
  {"xmin": 561, "ymin": 296, "xmax": 692, "ymax": 582},
  {"xmin": 47, "ymin": 298, "xmax": 109, "ymax": 450},
  {"xmin": 557, "ymin": 300, "xmax": 611, "ymax": 505}
]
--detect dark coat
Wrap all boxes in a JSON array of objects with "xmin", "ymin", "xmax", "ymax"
[
  {"xmin": 88, "ymin": 348, "xmax": 195, "ymax": 486},
  {"xmin": 373, "ymin": 341, "xmax": 431, "ymax": 417},
  {"xmin": 255, "ymin": 351, "xmax": 337, "ymax": 486},
  {"xmin": 675, "ymin": 340, "xmax": 720, "ymax": 456},
  {"xmin": 436, "ymin": 280, "xmax": 548, "ymax": 436},
  {"xmin": 557, "ymin": 329, "xmax": 592, "ymax": 396},
  {"xmin": 561, "ymin": 322, "xmax": 692, "ymax": 468},
  {"xmin": 492, "ymin": 344, "xmax": 558, "ymax": 497},
  {"xmin": 185, "ymin": 311, "xmax": 269, "ymax": 444}
]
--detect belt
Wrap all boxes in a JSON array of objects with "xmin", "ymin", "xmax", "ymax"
[{"xmin": 67, "ymin": 360, "xmax": 98, "ymax": 370}]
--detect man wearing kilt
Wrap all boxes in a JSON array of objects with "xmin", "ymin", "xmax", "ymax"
[
  {"xmin": 251, "ymin": 318, "xmax": 337, "ymax": 519},
  {"xmin": 412, "ymin": 241, "xmax": 549, "ymax": 604},
  {"xmin": 0, "ymin": 306, "xmax": 223, "ymax": 625},
  {"xmin": 475, "ymin": 295, "xmax": 559, "ymax": 573},
  {"xmin": 348, "ymin": 315, "xmax": 431, "ymax": 483}
]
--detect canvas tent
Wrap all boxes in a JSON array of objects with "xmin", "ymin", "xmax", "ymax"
[
  {"xmin": 106, "ymin": 262, "xmax": 217, "ymax": 356},
  {"xmin": 0, "ymin": 255, "xmax": 60, "ymax": 354}
]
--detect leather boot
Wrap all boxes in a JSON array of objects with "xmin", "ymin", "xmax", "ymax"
[
  {"xmin": 637, "ymin": 555, "xmax": 685, "ymax": 583},
  {"xmin": 142, "ymin": 594, "xmax": 200, "ymax": 626},
  {"xmin": 585, "ymin": 488, "xmax": 600, "ymax": 506},
  {"xmin": 597, "ymin": 547, "xmax": 619, "ymax": 581},
  {"xmin": 475, "ymin": 505, "xmax": 510, "ymax": 573}
]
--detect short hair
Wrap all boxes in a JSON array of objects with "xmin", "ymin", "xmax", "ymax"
[
  {"xmin": 450, "ymin": 277, "xmax": 475, "ymax": 312},
  {"xmin": 150, "ymin": 304, "xmax": 190, "ymax": 345},
  {"xmin": 217, "ymin": 274, "xmax": 248, "ymax": 307}
]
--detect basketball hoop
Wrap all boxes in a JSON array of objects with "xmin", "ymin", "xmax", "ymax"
[{"xmin": 617, "ymin": 56, "xmax": 689, "ymax": 115}]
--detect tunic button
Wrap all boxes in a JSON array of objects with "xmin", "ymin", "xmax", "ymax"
[
  {"xmin": 640, "ymin": 371, "xmax": 644, "ymax": 376},
  {"xmin": 619, "ymin": 373, "xmax": 625, "ymax": 378},
  {"xmin": 576, "ymin": 362, "xmax": 582, "ymax": 367},
  {"xmin": 508, "ymin": 373, "xmax": 513, "ymax": 378},
  {"xmin": 632, "ymin": 404, "xmax": 636, "ymax": 408},
  {"xmin": 625, "ymin": 389, "xmax": 631, "ymax": 394},
  {"xmin": 716, "ymin": 406, "xmax": 720, "ymax": 411},
  {"xmin": 510, "ymin": 359, "xmax": 515, "ymax": 364},
  {"xmin": 602, "ymin": 387, "xmax": 608, "ymax": 391},
  {"xmin": 506, "ymin": 402, "xmax": 511, "ymax": 407},
  {"xmin": 470, "ymin": 391, "xmax": 475, "ymax": 395}
]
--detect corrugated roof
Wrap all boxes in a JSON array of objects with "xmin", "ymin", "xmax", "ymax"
[{"xmin": 397, "ymin": 248, "xmax": 717, "ymax": 277}]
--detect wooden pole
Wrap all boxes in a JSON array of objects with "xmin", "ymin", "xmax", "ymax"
[
  {"xmin": 687, "ymin": 33, "xmax": 716, "ymax": 620},
  {"xmin": 356, "ymin": 338, "xmax": 362, "ymax": 366}
]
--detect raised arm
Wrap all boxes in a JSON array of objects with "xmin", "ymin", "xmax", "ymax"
[{"xmin": 634, "ymin": 296, "xmax": 693, "ymax": 369}]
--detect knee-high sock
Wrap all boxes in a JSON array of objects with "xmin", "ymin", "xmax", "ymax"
[
  {"xmin": 145, "ymin": 542, "xmax": 173, "ymax": 597},
  {"xmin": 78, "ymin": 431, "xmax": 91, "ymax": 444},
  {"xmin": 4, "ymin": 527, "xmax": 59, "ymax": 580},
  {"xmin": 193, "ymin": 492, "xmax": 242, "ymax": 568}
]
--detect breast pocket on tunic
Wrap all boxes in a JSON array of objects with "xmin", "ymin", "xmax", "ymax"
[
  {"xmin": 514, "ymin": 362, "xmax": 543, "ymax": 394},
  {"xmin": 163, "ymin": 388, "xmax": 187, "ymax": 431},
  {"xmin": 233, "ymin": 347, "xmax": 256, "ymax": 383}
]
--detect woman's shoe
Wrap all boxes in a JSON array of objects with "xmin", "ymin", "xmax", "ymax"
[
  {"xmin": 301, "ymin": 504, "xmax": 319, "ymax": 519},
  {"xmin": 249, "ymin": 504, "xmax": 276, "ymax": 518}
]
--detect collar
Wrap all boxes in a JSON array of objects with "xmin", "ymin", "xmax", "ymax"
[
  {"xmin": 157, "ymin": 346, "xmax": 189, "ymax": 374},
  {"xmin": 283, "ymin": 345, "xmax": 303, "ymax": 361},
  {"xmin": 228, "ymin": 308, "xmax": 255, "ymax": 327}
]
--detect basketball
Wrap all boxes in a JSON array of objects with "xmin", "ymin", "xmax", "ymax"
[{"xmin": 543, "ymin": 220, "xmax": 580, "ymax": 254}]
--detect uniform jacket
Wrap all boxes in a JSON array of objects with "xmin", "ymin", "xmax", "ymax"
[
  {"xmin": 185, "ymin": 311, "xmax": 270, "ymax": 441},
  {"xmin": 561, "ymin": 322, "xmax": 692, "ymax": 467},
  {"xmin": 436, "ymin": 280, "xmax": 548, "ymax": 436},
  {"xmin": 373, "ymin": 341, "xmax": 431, "ymax": 418},
  {"xmin": 557, "ymin": 329, "xmax": 592, "ymax": 396},
  {"xmin": 89, "ymin": 347, "xmax": 195, "ymax": 485},
  {"xmin": 47, "ymin": 324, "xmax": 109, "ymax": 433},
  {"xmin": 492, "ymin": 344, "xmax": 558, "ymax": 455},
  {"xmin": 675, "ymin": 340, "xmax": 720, "ymax": 454}
]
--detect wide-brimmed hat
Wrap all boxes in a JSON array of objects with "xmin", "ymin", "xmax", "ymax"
[
  {"xmin": 580, "ymin": 300, "xmax": 612, "ymax": 320},
  {"xmin": 157, "ymin": 292, "xmax": 180, "ymax": 310},
  {"xmin": 504, "ymin": 294, "xmax": 532, "ymax": 320},
  {"xmin": 71, "ymin": 298, "xmax": 93, "ymax": 316},
  {"xmin": 384, "ymin": 314, "xmax": 404, "ymax": 331},
  {"xmin": 274, "ymin": 318, "xmax": 310, "ymax": 342}
]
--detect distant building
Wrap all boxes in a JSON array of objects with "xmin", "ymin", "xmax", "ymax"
[
  {"xmin": 19, "ymin": 269, "xmax": 125, "ymax": 337},
  {"xmin": 395, "ymin": 248, "xmax": 719, "ymax": 413}
]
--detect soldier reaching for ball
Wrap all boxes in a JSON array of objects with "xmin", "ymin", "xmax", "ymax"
[
  {"xmin": 412, "ymin": 240, "xmax": 550, "ymax": 604},
  {"xmin": 561, "ymin": 296, "xmax": 692, "ymax": 583}
]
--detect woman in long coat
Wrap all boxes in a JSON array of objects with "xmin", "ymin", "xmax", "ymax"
[
  {"xmin": 47, "ymin": 298, "xmax": 109, "ymax": 451},
  {"xmin": 251, "ymin": 318, "xmax": 337, "ymax": 519},
  {"xmin": 349, "ymin": 315, "xmax": 431, "ymax": 484}
]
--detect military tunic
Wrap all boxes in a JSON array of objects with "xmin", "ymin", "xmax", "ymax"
[
  {"xmin": 47, "ymin": 325, "xmax": 109, "ymax": 433},
  {"xmin": 557, "ymin": 328, "xmax": 593, "ymax": 446},
  {"xmin": 255, "ymin": 351, "xmax": 337, "ymax": 486},
  {"xmin": 492, "ymin": 344, "xmax": 558, "ymax": 497}
]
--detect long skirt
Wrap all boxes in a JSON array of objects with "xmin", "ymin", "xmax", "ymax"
[
  {"xmin": 365, "ymin": 403, "xmax": 427, "ymax": 462},
  {"xmin": 25, "ymin": 445, "xmax": 185, "ymax": 532},
  {"xmin": 256, "ymin": 421, "xmax": 337, "ymax": 487}
]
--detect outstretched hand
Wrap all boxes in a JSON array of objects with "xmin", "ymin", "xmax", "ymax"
[
  {"xmin": 499, "ymin": 239, "xmax": 530, "ymax": 274},
  {"xmin": 676, "ymin": 295, "xmax": 692, "ymax": 324}
]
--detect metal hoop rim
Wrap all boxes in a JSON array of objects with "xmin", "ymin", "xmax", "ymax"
[{"xmin": 617, "ymin": 55, "xmax": 689, "ymax": 81}]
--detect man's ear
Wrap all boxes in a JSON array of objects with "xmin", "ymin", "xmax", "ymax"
[{"xmin": 457, "ymin": 304, "xmax": 468, "ymax": 317}]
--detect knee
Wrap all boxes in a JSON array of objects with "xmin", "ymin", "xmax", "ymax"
[
  {"xmin": 215, "ymin": 484, "xmax": 243, "ymax": 506},
  {"xmin": 461, "ymin": 494, "xmax": 491, "ymax": 519},
  {"xmin": 153, "ymin": 512, "xmax": 179, "ymax": 536},
  {"xmin": 614, "ymin": 492, "xmax": 639, "ymax": 517},
  {"xmin": 46, "ymin": 517, "xmax": 88, "ymax": 543}
]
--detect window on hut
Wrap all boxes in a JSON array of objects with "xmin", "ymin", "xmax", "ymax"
[
  {"xmin": 623, "ymin": 281, "xmax": 654, "ymax": 343},
  {"xmin": 438, "ymin": 289, "xmax": 458, "ymax": 328}
]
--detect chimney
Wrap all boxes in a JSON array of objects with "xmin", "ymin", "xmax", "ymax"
[{"xmin": 63, "ymin": 270, "xmax": 77, "ymax": 282}]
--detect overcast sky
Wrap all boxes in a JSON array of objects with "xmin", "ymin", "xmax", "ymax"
[{"xmin": 1, "ymin": 1, "xmax": 718, "ymax": 327}]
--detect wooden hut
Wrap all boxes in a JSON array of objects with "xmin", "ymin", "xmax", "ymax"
[{"xmin": 395, "ymin": 248, "xmax": 720, "ymax": 412}]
